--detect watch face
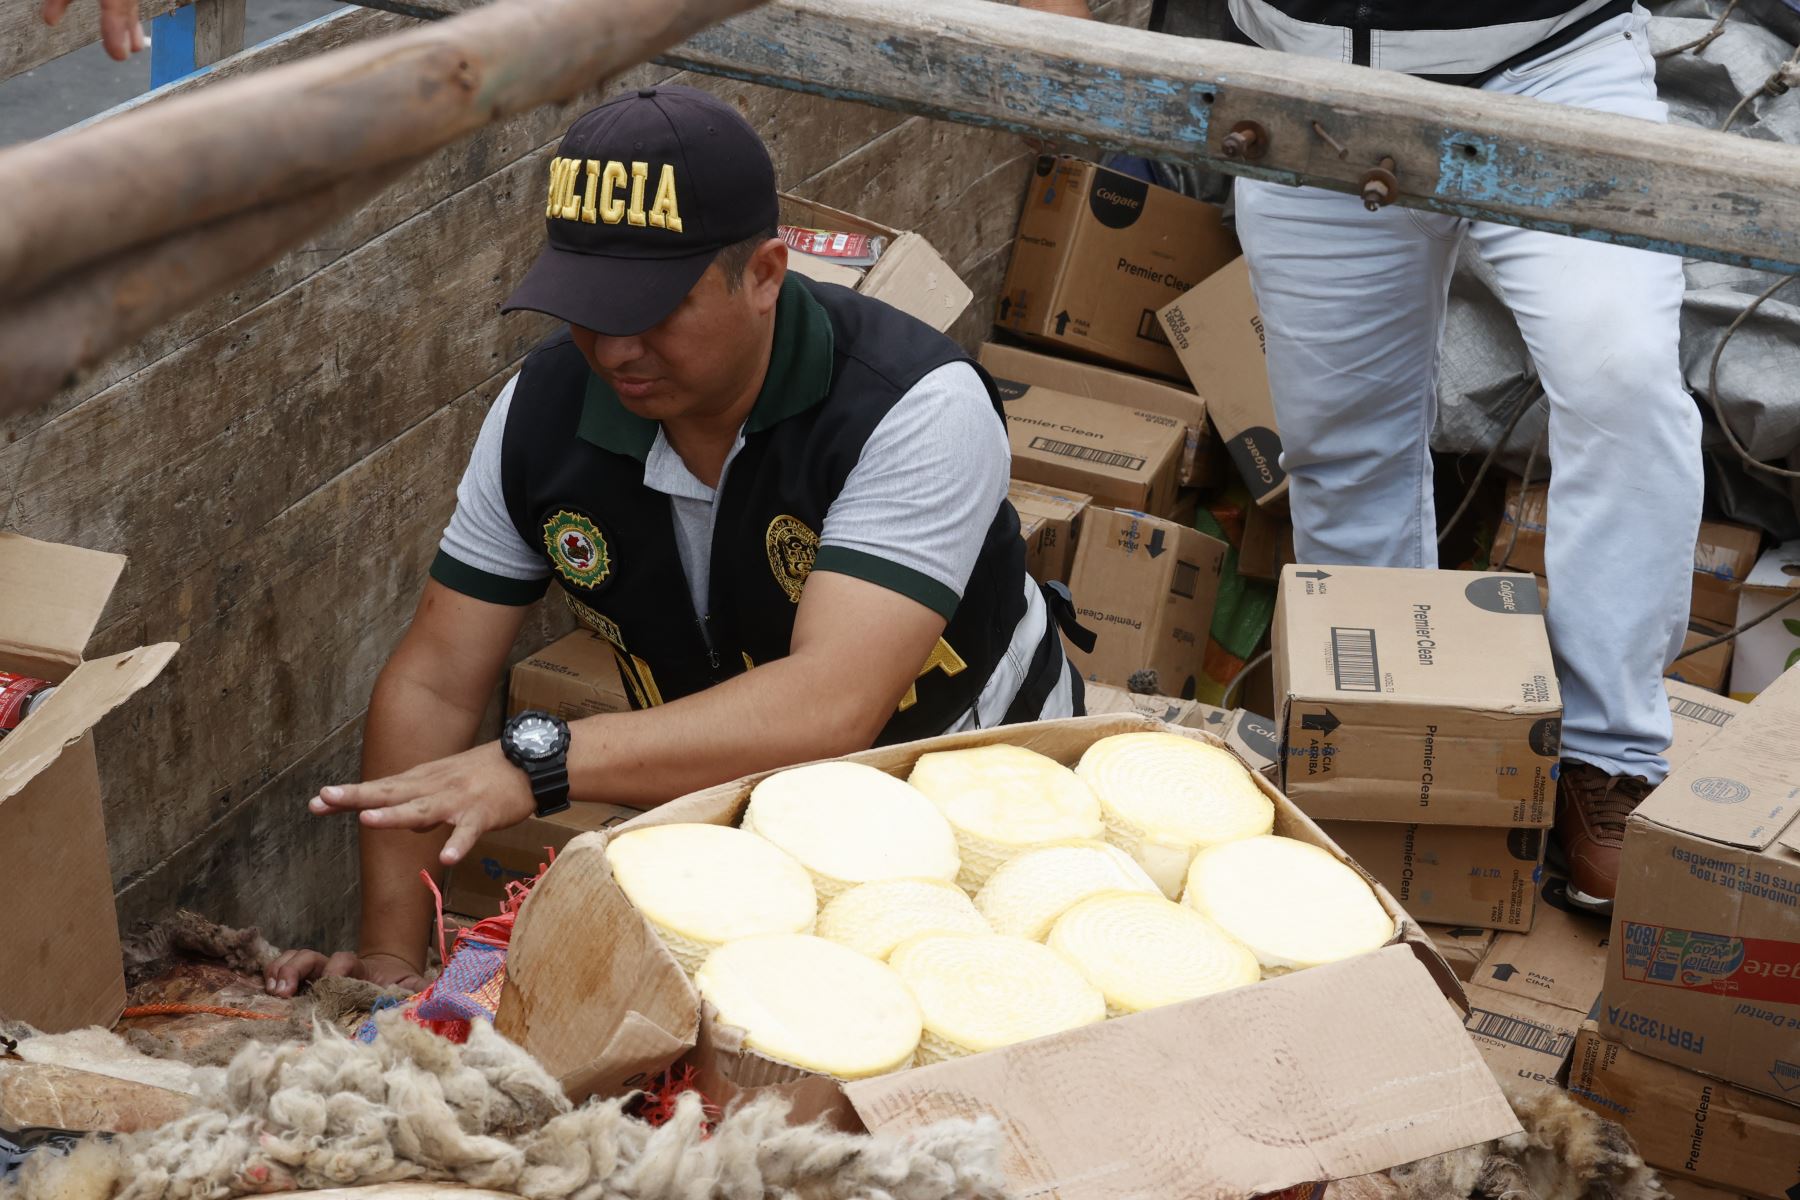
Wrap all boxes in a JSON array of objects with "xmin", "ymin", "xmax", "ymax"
[{"xmin": 510, "ymin": 715, "xmax": 563, "ymax": 760}]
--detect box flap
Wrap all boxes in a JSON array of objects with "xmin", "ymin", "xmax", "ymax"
[
  {"xmin": 1744, "ymin": 539, "xmax": 1800, "ymax": 591},
  {"xmin": 0, "ymin": 533, "xmax": 127, "ymax": 672},
  {"xmin": 785, "ymin": 254, "xmax": 865, "ymax": 290},
  {"xmin": 1638, "ymin": 664, "xmax": 1800, "ymax": 850},
  {"xmin": 860, "ymin": 233, "xmax": 972, "ymax": 333},
  {"xmin": 846, "ymin": 945, "xmax": 1517, "ymax": 1197},
  {"xmin": 0, "ymin": 644, "xmax": 178, "ymax": 806}
]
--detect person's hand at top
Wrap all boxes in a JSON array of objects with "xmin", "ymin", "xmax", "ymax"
[{"xmin": 40, "ymin": 0, "xmax": 147, "ymax": 62}]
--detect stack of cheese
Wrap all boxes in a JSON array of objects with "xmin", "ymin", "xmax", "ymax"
[{"xmin": 601, "ymin": 732, "xmax": 1396, "ymax": 1084}]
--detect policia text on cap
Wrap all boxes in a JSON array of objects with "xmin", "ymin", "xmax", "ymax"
[{"xmin": 264, "ymin": 86, "xmax": 1080, "ymax": 995}]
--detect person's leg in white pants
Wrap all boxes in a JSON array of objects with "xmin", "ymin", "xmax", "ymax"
[{"xmin": 1236, "ymin": 8, "xmax": 1703, "ymax": 904}]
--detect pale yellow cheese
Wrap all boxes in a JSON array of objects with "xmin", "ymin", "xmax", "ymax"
[
  {"xmin": 742, "ymin": 761, "xmax": 960, "ymax": 902},
  {"xmin": 605, "ymin": 823, "xmax": 816, "ymax": 973},
  {"xmin": 889, "ymin": 933, "xmax": 1104, "ymax": 1061},
  {"xmin": 973, "ymin": 840, "xmax": 1161, "ymax": 940},
  {"xmin": 1047, "ymin": 891, "xmax": 1261, "ymax": 1016},
  {"xmin": 1183, "ymin": 835, "xmax": 1395, "ymax": 975},
  {"xmin": 816, "ymin": 878, "xmax": 992, "ymax": 960},
  {"xmin": 1076, "ymin": 732, "xmax": 1275, "ymax": 897},
  {"xmin": 907, "ymin": 744, "xmax": 1104, "ymax": 890},
  {"xmin": 696, "ymin": 934, "xmax": 922, "ymax": 1079}
]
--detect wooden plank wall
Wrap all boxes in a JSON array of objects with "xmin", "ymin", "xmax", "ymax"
[{"xmin": 0, "ymin": 0, "xmax": 1150, "ymax": 952}]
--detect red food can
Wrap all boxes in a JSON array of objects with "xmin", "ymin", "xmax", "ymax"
[{"xmin": 0, "ymin": 671, "xmax": 57, "ymax": 741}]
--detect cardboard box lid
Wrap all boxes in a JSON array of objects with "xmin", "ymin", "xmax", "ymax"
[
  {"xmin": 1007, "ymin": 479, "xmax": 1093, "ymax": 522},
  {"xmin": 778, "ymin": 193, "xmax": 971, "ymax": 333},
  {"xmin": 0, "ymin": 533, "xmax": 127, "ymax": 674},
  {"xmin": 1637, "ymin": 663, "xmax": 1800, "ymax": 852},
  {"xmin": 1742, "ymin": 539, "xmax": 1800, "ymax": 593},
  {"xmin": 0, "ymin": 644, "xmax": 180, "ymax": 805},
  {"xmin": 1002, "ymin": 384, "xmax": 1185, "ymax": 490},
  {"xmin": 847, "ymin": 944, "xmax": 1517, "ymax": 1198},
  {"xmin": 1277, "ymin": 565, "xmax": 1561, "ymax": 712}
]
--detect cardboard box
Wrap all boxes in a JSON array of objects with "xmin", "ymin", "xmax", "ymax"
[
  {"xmin": 1001, "ymin": 383, "xmax": 1184, "ymax": 517},
  {"xmin": 1239, "ymin": 503, "xmax": 1294, "ymax": 583},
  {"xmin": 1, "ymin": 534, "xmax": 177, "ymax": 1032},
  {"xmin": 1728, "ymin": 540, "xmax": 1800, "ymax": 702},
  {"xmin": 1602, "ymin": 664, "xmax": 1800, "ymax": 1102},
  {"xmin": 446, "ymin": 631, "xmax": 643, "ymax": 915},
  {"xmin": 778, "ymin": 193, "xmax": 970, "ymax": 333},
  {"xmin": 1494, "ymin": 484, "xmax": 1761, "ymax": 629},
  {"xmin": 997, "ymin": 156, "xmax": 1239, "ymax": 380},
  {"xmin": 498, "ymin": 714, "xmax": 1519, "ymax": 1196},
  {"xmin": 1159, "ymin": 255, "xmax": 1289, "ymax": 508},
  {"xmin": 1671, "ymin": 619, "xmax": 1736, "ymax": 696},
  {"xmin": 1462, "ymin": 876, "xmax": 1611, "ymax": 1093},
  {"xmin": 1272, "ymin": 564, "xmax": 1562, "ymax": 826},
  {"xmin": 1665, "ymin": 679, "xmax": 1748, "ymax": 774},
  {"xmin": 1424, "ymin": 923, "xmax": 1498, "ymax": 983},
  {"xmin": 1007, "ymin": 480, "xmax": 1091, "ymax": 585},
  {"xmin": 1317, "ymin": 822, "xmax": 1546, "ymax": 931},
  {"xmin": 1570, "ymin": 1023, "xmax": 1800, "ymax": 1200},
  {"xmin": 1660, "ymin": 1183, "xmax": 1757, "ymax": 1200},
  {"xmin": 1064, "ymin": 508, "xmax": 1227, "ymax": 698},
  {"xmin": 1081, "ymin": 681, "xmax": 1279, "ymax": 781},
  {"xmin": 979, "ymin": 341, "xmax": 1218, "ymax": 487}
]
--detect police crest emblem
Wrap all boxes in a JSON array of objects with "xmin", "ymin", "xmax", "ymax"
[
  {"xmin": 543, "ymin": 509, "xmax": 611, "ymax": 589},
  {"xmin": 765, "ymin": 514, "xmax": 819, "ymax": 603}
]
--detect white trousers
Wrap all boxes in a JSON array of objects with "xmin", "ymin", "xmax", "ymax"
[{"xmin": 1236, "ymin": 7, "xmax": 1703, "ymax": 782}]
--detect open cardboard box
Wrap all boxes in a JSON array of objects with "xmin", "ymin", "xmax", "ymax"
[
  {"xmin": 778, "ymin": 193, "xmax": 971, "ymax": 334},
  {"xmin": 497, "ymin": 714, "xmax": 1518, "ymax": 1197},
  {"xmin": 1, "ymin": 533, "xmax": 178, "ymax": 1031}
]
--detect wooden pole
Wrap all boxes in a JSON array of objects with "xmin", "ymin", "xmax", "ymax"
[{"xmin": 0, "ymin": 0, "xmax": 764, "ymax": 309}]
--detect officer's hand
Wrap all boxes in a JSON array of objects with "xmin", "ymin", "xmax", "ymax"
[
  {"xmin": 263, "ymin": 949, "xmax": 426, "ymax": 997},
  {"xmin": 39, "ymin": 0, "xmax": 146, "ymax": 61},
  {"xmin": 308, "ymin": 741, "xmax": 535, "ymax": 868}
]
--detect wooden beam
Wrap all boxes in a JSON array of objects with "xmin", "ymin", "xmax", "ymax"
[
  {"xmin": 193, "ymin": 0, "xmax": 246, "ymax": 67},
  {"xmin": 650, "ymin": 0, "xmax": 1800, "ymax": 273}
]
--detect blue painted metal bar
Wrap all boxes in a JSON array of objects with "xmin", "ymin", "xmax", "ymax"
[{"xmin": 148, "ymin": 3, "xmax": 199, "ymax": 88}]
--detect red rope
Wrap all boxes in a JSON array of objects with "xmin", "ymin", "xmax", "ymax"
[{"xmin": 119, "ymin": 1003, "xmax": 284, "ymax": 1021}]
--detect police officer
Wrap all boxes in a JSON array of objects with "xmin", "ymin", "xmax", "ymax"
[{"xmin": 266, "ymin": 86, "xmax": 1079, "ymax": 995}]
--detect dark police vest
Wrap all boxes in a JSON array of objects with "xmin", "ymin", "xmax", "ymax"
[{"xmin": 497, "ymin": 275, "xmax": 1034, "ymax": 745}]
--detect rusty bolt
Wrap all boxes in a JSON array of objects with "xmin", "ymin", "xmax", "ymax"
[
  {"xmin": 1221, "ymin": 121, "xmax": 1268, "ymax": 161},
  {"xmin": 1360, "ymin": 156, "xmax": 1399, "ymax": 211}
]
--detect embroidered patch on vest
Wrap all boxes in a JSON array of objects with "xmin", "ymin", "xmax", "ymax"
[
  {"xmin": 765, "ymin": 514, "xmax": 819, "ymax": 604},
  {"xmin": 543, "ymin": 509, "xmax": 611, "ymax": 589}
]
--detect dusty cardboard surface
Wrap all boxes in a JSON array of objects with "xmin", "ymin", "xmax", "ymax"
[
  {"xmin": 1065, "ymin": 509, "xmax": 1226, "ymax": 697},
  {"xmin": 1424, "ymin": 924, "xmax": 1498, "ymax": 983},
  {"xmin": 777, "ymin": 193, "xmax": 970, "ymax": 333},
  {"xmin": 997, "ymin": 156, "xmax": 1238, "ymax": 381},
  {"xmin": 0, "ymin": 533, "xmax": 126, "ymax": 677},
  {"xmin": 1664, "ymin": 679, "xmax": 1748, "ymax": 773},
  {"xmin": 1464, "ymin": 981, "xmax": 1586, "ymax": 1096},
  {"xmin": 1605, "ymin": 665, "xmax": 1800, "ymax": 1102},
  {"xmin": 500, "ymin": 714, "xmax": 1506, "ymax": 1191},
  {"xmin": 849, "ymin": 946, "xmax": 1515, "ymax": 1199},
  {"xmin": 1319, "ymin": 821, "xmax": 1544, "ymax": 931},
  {"xmin": 1008, "ymin": 480, "xmax": 1091, "ymax": 585},
  {"xmin": 1273, "ymin": 565, "xmax": 1560, "ymax": 826},
  {"xmin": 1472, "ymin": 878, "xmax": 1610, "ymax": 1014},
  {"xmin": 1159, "ymin": 256, "xmax": 1287, "ymax": 508},
  {"xmin": 1569, "ymin": 1022, "xmax": 1800, "ymax": 1200},
  {"xmin": 980, "ymin": 341, "xmax": 1215, "ymax": 487},
  {"xmin": 1001, "ymin": 383, "xmax": 1184, "ymax": 516}
]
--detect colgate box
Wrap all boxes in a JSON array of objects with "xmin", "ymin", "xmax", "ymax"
[
  {"xmin": 0, "ymin": 533, "xmax": 177, "ymax": 1031},
  {"xmin": 1602, "ymin": 663, "xmax": 1800, "ymax": 1102},
  {"xmin": 497, "ymin": 715, "xmax": 1518, "ymax": 1198}
]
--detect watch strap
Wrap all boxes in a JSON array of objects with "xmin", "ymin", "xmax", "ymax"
[{"xmin": 524, "ymin": 757, "xmax": 571, "ymax": 817}]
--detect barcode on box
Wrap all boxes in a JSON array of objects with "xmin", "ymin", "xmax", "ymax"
[
  {"xmin": 1027, "ymin": 437, "xmax": 1146, "ymax": 472},
  {"xmin": 1330, "ymin": 627, "xmax": 1380, "ymax": 693},
  {"xmin": 1467, "ymin": 1008, "xmax": 1574, "ymax": 1059},
  {"xmin": 1670, "ymin": 697, "xmax": 1734, "ymax": 730}
]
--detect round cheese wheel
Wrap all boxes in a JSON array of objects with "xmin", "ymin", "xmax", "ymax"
[
  {"xmin": 696, "ymin": 934, "xmax": 922, "ymax": 1079},
  {"xmin": 889, "ymin": 933, "xmax": 1104, "ymax": 1063},
  {"xmin": 907, "ymin": 744, "xmax": 1104, "ymax": 891},
  {"xmin": 816, "ymin": 878, "xmax": 992, "ymax": 960},
  {"xmin": 1076, "ymin": 732, "xmax": 1275, "ymax": 897},
  {"xmin": 742, "ymin": 761, "xmax": 960, "ymax": 902},
  {"xmin": 605, "ymin": 823, "xmax": 816, "ymax": 973},
  {"xmin": 1183, "ymin": 835, "xmax": 1396, "ymax": 974},
  {"xmin": 1048, "ymin": 891, "xmax": 1261, "ymax": 1016},
  {"xmin": 973, "ymin": 840, "xmax": 1161, "ymax": 941}
]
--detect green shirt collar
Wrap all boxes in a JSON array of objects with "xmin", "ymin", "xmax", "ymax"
[{"xmin": 577, "ymin": 275, "xmax": 835, "ymax": 461}]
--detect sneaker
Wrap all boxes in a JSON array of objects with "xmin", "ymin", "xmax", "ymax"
[{"xmin": 1555, "ymin": 761, "xmax": 1652, "ymax": 914}]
